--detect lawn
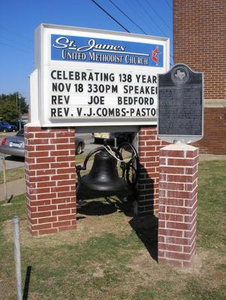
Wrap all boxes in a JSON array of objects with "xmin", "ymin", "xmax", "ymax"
[
  {"xmin": 0, "ymin": 166, "xmax": 25, "ymax": 185},
  {"xmin": 0, "ymin": 153, "xmax": 89, "ymax": 185},
  {"xmin": 0, "ymin": 160, "xmax": 225, "ymax": 299}
]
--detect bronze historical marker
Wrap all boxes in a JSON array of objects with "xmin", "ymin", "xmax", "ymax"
[{"xmin": 158, "ymin": 64, "xmax": 204, "ymax": 143}]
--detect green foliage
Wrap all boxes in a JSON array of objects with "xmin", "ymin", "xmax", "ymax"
[{"xmin": 0, "ymin": 93, "xmax": 29, "ymax": 122}]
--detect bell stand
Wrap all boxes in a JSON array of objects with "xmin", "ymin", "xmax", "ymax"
[{"xmin": 76, "ymin": 142, "xmax": 140, "ymax": 214}]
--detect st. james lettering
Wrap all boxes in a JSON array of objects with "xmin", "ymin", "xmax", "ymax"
[
  {"xmin": 51, "ymin": 34, "xmax": 164, "ymax": 68},
  {"xmin": 52, "ymin": 36, "xmax": 126, "ymax": 52}
]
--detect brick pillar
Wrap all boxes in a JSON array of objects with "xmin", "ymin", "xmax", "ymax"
[
  {"xmin": 138, "ymin": 126, "xmax": 167, "ymax": 215},
  {"xmin": 24, "ymin": 125, "xmax": 76, "ymax": 236},
  {"xmin": 158, "ymin": 144, "xmax": 198, "ymax": 266}
]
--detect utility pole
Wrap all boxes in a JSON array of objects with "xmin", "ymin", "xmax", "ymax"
[
  {"xmin": 15, "ymin": 92, "xmax": 21, "ymax": 130},
  {"xmin": 18, "ymin": 92, "xmax": 22, "ymax": 131},
  {"xmin": 15, "ymin": 92, "xmax": 18, "ymax": 109}
]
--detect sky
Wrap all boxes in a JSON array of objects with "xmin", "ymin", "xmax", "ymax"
[{"xmin": 0, "ymin": 0, "xmax": 173, "ymax": 103}]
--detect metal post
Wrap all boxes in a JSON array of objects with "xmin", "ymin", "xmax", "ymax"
[
  {"xmin": 114, "ymin": 137, "xmax": 117, "ymax": 148},
  {"xmin": 15, "ymin": 92, "xmax": 18, "ymax": 111},
  {"xmin": 13, "ymin": 216, "xmax": 22, "ymax": 300},
  {"xmin": 1, "ymin": 156, "xmax": 8, "ymax": 203},
  {"xmin": 19, "ymin": 93, "xmax": 22, "ymax": 131}
]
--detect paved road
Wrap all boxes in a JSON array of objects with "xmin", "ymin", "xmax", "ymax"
[{"xmin": 0, "ymin": 132, "xmax": 99, "ymax": 172}]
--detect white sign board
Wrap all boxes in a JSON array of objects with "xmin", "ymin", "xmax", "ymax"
[{"xmin": 31, "ymin": 24, "xmax": 170, "ymax": 127}]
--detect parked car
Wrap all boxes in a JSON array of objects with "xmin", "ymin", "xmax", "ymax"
[
  {"xmin": 0, "ymin": 129, "xmax": 85, "ymax": 157},
  {"xmin": 75, "ymin": 137, "xmax": 85, "ymax": 155},
  {"xmin": 92, "ymin": 132, "xmax": 134, "ymax": 144},
  {"xmin": 9, "ymin": 121, "xmax": 27, "ymax": 131},
  {"xmin": 0, "ymin": 121, "xmax": 17, "ymax": 132}
]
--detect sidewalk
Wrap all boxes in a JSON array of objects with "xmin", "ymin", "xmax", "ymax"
[
  {"xmin": 0, "ymin": 178, "xmax": 26, "ymax": 201},
  {"xmin": 199, "ymin": 154, "xmax": 226, "ymax": 161},
  {"xmin": 0, "ymin": 154, "xmax": 225, "ymax": 202}
]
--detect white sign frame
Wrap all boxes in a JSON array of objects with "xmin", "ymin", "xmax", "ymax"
[{"xmin": 31, "ymin": 24, "xmax": 170, "ymax": 127}]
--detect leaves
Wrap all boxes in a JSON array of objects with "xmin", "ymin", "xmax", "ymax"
[{"xmin": 0, "ymin": 92, "xmax": 29, "ymax": 121}]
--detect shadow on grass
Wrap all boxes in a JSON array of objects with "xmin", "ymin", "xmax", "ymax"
[
  {"xmin": 5, "ymin": 156, "xmax": 24, "ymax": 162},
  {"xmin": 130, "ymin": 163, "xmax": 158, "ymax": 262},
  {"xmin": 77, "ymin": 186, "xmax": 135, "ymax": 217},
  {"xmin": 129, "ymin": 215, "xmax": 158, "ymax": 262},
  {"xmin": 78, "ymin": 200, "xmax": 118, "ymax": 216},
  {"xmin": 77, "ymin": 184, "xmax": 158, "ymax": 262},
  {"xmin": 23, "ymin": 266, "xmax": 32, "ymax": 300}
]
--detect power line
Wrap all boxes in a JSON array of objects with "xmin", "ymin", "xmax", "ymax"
[
  {"xmin": 134, "ymin": 0, "xmax": 174, "ymax": 62},
  {"xmin": 0, "ymin": 25, "xmax": 32, "ymax": 42},
  {"xmin": 143, "ymin": 0, "xmax": 173, "ymax": 31},
  {"xmin": 136, "ymin": 0, "xmax": 168, "ymax": 37},
  {"xmin": 124, "ymin": 0, "xmax": 174, "ymax": 64},
  {"xmin": 108, "ymin": 0, "xmax": 147, "ymax": 34},
  {"xmin": 0, "ymin": 35, "xmax": 32, "ymax": 51},
  {"xmin": 90, "ymin": 0, "xmax": 174, "ymax": 64},
  {"xmin": 164, "ymin": 0, "xmax": 173, "ymax": 10},
  {"xmin": 90, "ymin": 0, "xmax": 130, "ymax": 33},
  {"xmin": 0, "ymin": 42, "xmax": 32, "ymax": 54},
  {"xmin": 124, "ymin": 0, "xmax": 157, "ymax": 34},
  {"xmin": 141, "ymin": 0, "xmax": 174, "ymax": 64}
]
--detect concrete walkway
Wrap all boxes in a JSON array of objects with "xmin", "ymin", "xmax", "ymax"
[
  {"xmin": 0, "ymin": 178, "xmax": 26, "ymax": 201},
  {"xmin": 199, "ymin": 154, "xmax": 226, "ymax": 161},
  {"xmin": 0, "ymin": 154, "xmax": 225, "ymax": 202}
]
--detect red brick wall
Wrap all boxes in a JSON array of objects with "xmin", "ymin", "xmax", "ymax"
[
  {"xmin": 173, "ymin": 0, "xmax": 225, "ymax": 100},
  {"xmin": 24, "ymin": 126, "xmax": 76, "ymax": 236},
  {"xmin": 174, "ymin": 0, "xmax": 226, "ymax": 154},
  {"xmin": 194, "ymin": 107, "xmax": 226, "ymax": 154}
]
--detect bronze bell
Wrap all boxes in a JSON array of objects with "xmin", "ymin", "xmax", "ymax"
[{"xmin": 80, "ymin": 150, "xmax": 129, "ymax": 193}]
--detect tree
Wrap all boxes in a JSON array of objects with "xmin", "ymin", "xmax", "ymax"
[{"xmin": 0, "ymin": 93, "xmax": 29, "ymax": 122}]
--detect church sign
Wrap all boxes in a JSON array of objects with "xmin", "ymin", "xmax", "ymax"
[{"xmin": 31, "ymin": 24, "xmax": 170, "ymax": 127}]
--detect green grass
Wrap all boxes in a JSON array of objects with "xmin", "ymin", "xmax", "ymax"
[
  {"xmin": 0, "ymin": 153, "xmax": 89, "ymax": 185},
  {"xmin": 198, "ymin": 161, "xmax": 226, "ymax": 253},
  {"xmin": 0, "ymin": 160, "xmax": 225, "ymax": 299},
  {"xmin": 75, "ymin": 152, "xmax": 88, "ymax": 165},
  {"xmin": 0, "ymin": 166, "xmax": 25, "ymax": 184}
]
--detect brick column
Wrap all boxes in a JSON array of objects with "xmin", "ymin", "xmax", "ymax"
[
  {"xmin": 138, "ymin": 126, "xmax": 167, "ymax": 215},
  {"xmin": 158, "ymin": 144, "xmax": 198, "ymax": 266},
  {"xmin": 24, "ymin": 125, "xmax": 76, "ymax": 236}
]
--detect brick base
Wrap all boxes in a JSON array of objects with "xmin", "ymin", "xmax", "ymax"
[
  {"xmin": 24, "ymin": 126, "xmax": 76, "ymax": 236},
  {"xmin": 158, "ymin": 144, "xmax": 198, "ymax": 266}
]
